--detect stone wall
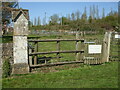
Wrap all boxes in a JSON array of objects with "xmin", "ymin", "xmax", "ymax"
[{"xmin": 2, "ymin": 43, "xmax": 13, "ymax": 65}]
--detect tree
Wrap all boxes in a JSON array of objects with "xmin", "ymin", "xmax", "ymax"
[
  {"xmin": 34, "ymin": 17, "xmax": 37, "ymax": 26},
  {"xmin": 108, "ymin": 8, "xmax": 114, "ymax": 16},
  {"xmin": 81, "ymin": 6, "xmax": 87, "ymax": 21},
  {"xmin": 66, "ymin": 14, "xmax": 71, "ymax": 20},
  {"xmin": 43, "ymin": 17, "xmax": 46, "ymax": 25},
  {"xmin": 90, "ymin": 6, "xmax": 93, "ymax": 19},
  {"xmin": 96, "ymin": 5, "xmax": 99, "ymax": 19},
  {"xmin": 71, "ymin": 12, "xmax": 75, "ymax": 21},
  {"xmin": 102, "ymin": 8, "xmax": 105, "ymax": 18},
  {"xmin": 61, "ymin": 16, "xmax": 70, "ymax": 25},
  {"xmin": 2, "ymin": 2, "xmax": 19, "ymax": 24},
  {"xmin": 92, "ymin": 5, "xmax": 96, "ymax": 19},
  {"xmin": 29, "ymin": 20, "xmax": 33, "ymax": 27},
  {"xmin": 88, "ymin": 15, "xmax": 92, "ymax": 23},
  {"xmin": 2, "ymin": 2, "xmax": 19, "ymax": 8},
  {"xmin": 2, "ymin": 2, "xmax": 19, "ymax": 34},
  {"xmin": 49, "ymin": 14, "xmax": 59, "ymax": 25},
  {"xmin": 75, "ymin": 10, "xmax": 80, "ymax": 20},
  {"xmin": 37, "ymin": 16, "xmax": 41, "ymax": 26}
]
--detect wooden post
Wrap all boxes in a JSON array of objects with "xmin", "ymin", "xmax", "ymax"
[
  {"xmin": 34, "ymin": 42, "xmax": 38, "ymax": 65},
  {"xmin": 107, "ymin": 31, "xmax": 112, "ymax": 62},
  {"xmin": 102, "ymin": 32, "xmax": 107, "ymax": 63},
  {"xmin": 76, "ymin": 30, "xmax": 80, "ymax": 61},
  {"xmin": 80, "ymin": 40, "xmax": 84, "ymax": 61},
  {"xmin": 56, "ymin": 41, "xmax": 60, "ymax": 61},
  {"xmin": 12, "ymin": 9, "xmax": 29, "ymax": 74},
  {"xmin": 102, "ymin": 31, "xmax": 112, "ymax": 63},
  {"xmin": 0, "ymin": 43, "xmax": 2, "ymax": 82},
  {"xmin": 79, "ymin": 30, "xmax": 84, "ymax": 62},
  {"xmin": 29, "ymin": 48, "xmax": 32, "ymax": 66}
]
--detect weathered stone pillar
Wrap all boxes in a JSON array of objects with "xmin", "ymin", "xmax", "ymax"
[{"xmin": 12, "ymin": 9, "xmax": 29, "ymax": 74}]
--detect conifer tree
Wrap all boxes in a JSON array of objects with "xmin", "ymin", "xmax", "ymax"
[
  {"xmin": 75, "ymin": 10, "xmax": 80, "ymax": 20},
  {"xmin": 102, "ymin": 8, "xmax": 105, "ymax": 18},
  {"xmin": 93, "ymin": 5, "xmax": 96, "ymax": 19},
  {"xmin": 37, "ymin": 16, "xmax": 41, "ymax": 26},
  {"xmin": 90, "ymin": 6, "xmax": 93, "ymax": 19},
  {"xmin": 96, "ymin": 5, "xmax": 99, "ymax": 19},
  {"xmin": 81, "ymin": 6, "xmax": 87, "ymax": 21},
  {"xmin": 71, "ymin": 12, "xmax": 75, "ymax": 21},
  {"xmin": 34, "ymin": 17, "xmax": 37, "ymax": 26}
]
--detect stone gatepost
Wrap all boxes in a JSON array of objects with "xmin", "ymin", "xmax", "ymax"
[{"xmin": 12, "ymin": 9, "xmax": 29, "ymax": 74}]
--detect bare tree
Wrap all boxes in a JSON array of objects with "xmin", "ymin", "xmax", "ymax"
[
  {"xmin": 2, "ymin": 1, "xmax": 19, "ymax": 34},
  {"xmin": 2, "ymin": 2, "xmax": 19, "ymax": 24},
  {"xmin": 75, "ymin": 10, "xmax": 80, "ymax": 20}
]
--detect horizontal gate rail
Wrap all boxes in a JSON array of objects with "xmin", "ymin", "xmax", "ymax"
[
  {"xmin": 28, "ymin": 39, "xmax": 84, "ymax": 42},
  {"xmin": 110, "ymin": 44, "xmax": 120, "ymax": 45},
  {"xmin": 29, "ymin": 50, "xmax": 84, "ymax": 55},
  {"xmin": 111, "ymin": 51, "xmax": 120, "ymax": 52},
  {"xmin": 30, "ymin": 61, "xmax": 84, "ymax": 68}
]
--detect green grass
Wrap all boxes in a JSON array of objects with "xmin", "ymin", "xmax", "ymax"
[{"xmin": 2, "ymin": 62, "xmax": 118, "ymax": 88}]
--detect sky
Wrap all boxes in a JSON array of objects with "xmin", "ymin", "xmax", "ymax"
[
  {"xmin": 18, "ymin": 0, "xmax": 119, "ymax": 2},
  {"xmin": 19, "ymin": 2, "xmax": 118, "ymax": 24}
]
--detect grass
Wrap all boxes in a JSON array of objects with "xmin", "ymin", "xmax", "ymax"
[{"xmin": 2, "ymin": 62, "xmax": 118, "ymax": 88}]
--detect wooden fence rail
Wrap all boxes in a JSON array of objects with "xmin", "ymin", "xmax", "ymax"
[
  {"xmin": 29, "ymin": 50, "xmax": 84, "ymax": 55},
  {"xmin": 28, "ymin": 39, "xmax": 84, "ymax": 42},
  {"xmin": 28, "ymin": 38, "xmax": 85, "ymax": 66}
]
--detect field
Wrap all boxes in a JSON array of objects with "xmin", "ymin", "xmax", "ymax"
[{"xmin": 2, "ymin": 62, "xmax": 118, "ymax": 88}]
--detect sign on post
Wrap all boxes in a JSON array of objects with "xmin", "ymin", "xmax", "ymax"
[
  {"xmin": 115, "ymin": 34, "xmax": 120, "ymax": 38},
  {"xmin": 88, "ymin": 45, "xmax": 102, "ymax": 54}
]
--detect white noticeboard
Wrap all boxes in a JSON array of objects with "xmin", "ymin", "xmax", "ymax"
[
  {"xmin": 88, "ymin": 45, "xmax": 102, "ymax": 54},
  {"xmin": 115, "ymin": 34, "xmax": 120, "ymax": 39}
]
